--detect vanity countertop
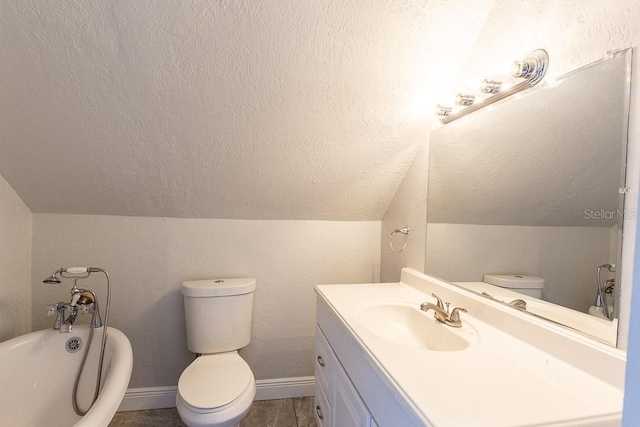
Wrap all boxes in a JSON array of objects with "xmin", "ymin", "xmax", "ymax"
[{"xmin": 315, "ymin": 269, "xmax": 625, "ymax": 427}]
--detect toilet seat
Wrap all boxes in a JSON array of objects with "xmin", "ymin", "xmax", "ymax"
[{"xmin": 178, "ymin": 352, "xmax": 253, "ymax": 412}]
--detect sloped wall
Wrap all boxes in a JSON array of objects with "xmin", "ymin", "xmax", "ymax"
[
  {"xmin": 0, "ymin": 172, "xmax": 31, "ymax": 342},
  {"xmin": 32, "ymin": 214, "xmax": 380, "ymax": 388},
  {"xmin": 380, "ymin": 141, "xmax": 429, "ymax": 282}
]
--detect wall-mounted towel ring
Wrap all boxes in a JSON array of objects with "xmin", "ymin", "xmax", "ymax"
[{"xmin": 389, "ymin": 227, "xmax": 410, "ymax": 253}]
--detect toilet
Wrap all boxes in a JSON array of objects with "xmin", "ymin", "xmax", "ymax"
[
  {"xmin": 483, "ymin": 274, "xmax": 545, "ymax": 298},
  {"xmin": 176, "ymin": 278, "xmax": 257, "ymax": 427}
]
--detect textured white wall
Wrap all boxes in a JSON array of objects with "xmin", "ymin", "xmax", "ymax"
[
  {"xmin": 425, "ymin": 224, "xmax": 613, "ymax": 312},
  {"xmin": 0, "ymin": 0, "xmax": 494, "ymax": 221},
  {"xmin": 381, "ymin": 0, "xmax": 640, "ymax": 348},
  {"xmin": 31, "ymin": 214, "xmax": 380, "ymax": 388},
  {"xmin": 0, "ymin": 172, "xmax": 32, "ymax": 342}
]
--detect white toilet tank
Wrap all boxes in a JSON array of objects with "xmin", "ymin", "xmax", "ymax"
[
  {"xmin": 483, "ymin": 274, "xmax": 545, "ymax": 299},
  {"xmin": 182, "ymin": 278, "xmax": 256, "ymax": 354}
]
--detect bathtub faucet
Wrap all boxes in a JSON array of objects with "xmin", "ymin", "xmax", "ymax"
[
  {"xmin": 47, "ymin": 289, "xmax": 100, "ymax": 333},
  {"xmin": 45, "ymin": 270, "xmax": 103, "ymax": 332},
  {"xmin": 47, "ymin": 302, "xmax": 72, "ymax": 331},
  {"xmin": 42, "ymin": 266, "xmax": 112, "ymax": 415}
]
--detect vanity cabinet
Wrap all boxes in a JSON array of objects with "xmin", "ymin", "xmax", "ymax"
[
  {"xmin": 315, "ymin": 325, "xmax": 377, "ymax": 427},
  {"xmin": 315, "ymin": 270, "xmax": 627, "ymax": 427}
]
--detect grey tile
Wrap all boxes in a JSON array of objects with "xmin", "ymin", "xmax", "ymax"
[
  {"xmin": 109, "ymin": 408, "xmax": 185, "ymax": 426},
  {"xmin": 109, "ymin": 398, "xmax": 311, "ymax": 427},
  {"xmin": 293, "ymin": 397, "xmax": 316, "ymax": 427},
  {"xmin": 240, "ymin": 399, "xmax": 297, "ymax": 427}
]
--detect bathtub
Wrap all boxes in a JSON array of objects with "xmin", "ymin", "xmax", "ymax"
[{"xmin": 0, "ymin": 326, "xmax": 133, "ymax": 426}]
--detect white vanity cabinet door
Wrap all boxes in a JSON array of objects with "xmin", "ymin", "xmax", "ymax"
[
  {"xmin": 315, "ymin": 383, "xmax": 331, "ymax": 427},
  {"xmin": 316, "ymin": 323, "xmax": 377, "ymax": 427},
  {"xmin": 315, "ymin": 325, "xmax": 334, "ymax": 427},
  {"xmin": 332, "ymin": 360, "xmax": 375, "ymax": 427},
  {"xmin": 315, "ymin": 325, "xmax": 333, "ymax": 399}
]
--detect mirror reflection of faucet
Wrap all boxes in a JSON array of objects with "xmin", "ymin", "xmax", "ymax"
[
  {"xmin": 481, "ymin": 292, "xmax": 527, "ymax": 311},
  {"xmin": 508, "ymin": 299, "xmax": 527, "ymax": 311}
]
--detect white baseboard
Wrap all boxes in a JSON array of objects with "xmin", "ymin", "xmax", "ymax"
[
  {"xmin": 117, "ymin": 376, "xmax": 315, "ymax": 412},
  {"xmin": 118, "ymin": 386, "xmax": 178, "ymax": 412},
  {"xmin": 254, "ymin": 376, "xmax": 315, "ymax": 401}
]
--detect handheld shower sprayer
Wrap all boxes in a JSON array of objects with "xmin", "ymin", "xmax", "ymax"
[
  {"xmin": 43, "ymin": 269, "xmax": 63, "ymax": 284},
  {"xmin": 42, "ymin": 266, "xmax": 112, "ymax": 415},
  {"xmin": 42, "ymin": 267, "xmax": 103, "ymax": 285}
]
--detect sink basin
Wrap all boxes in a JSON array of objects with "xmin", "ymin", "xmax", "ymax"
[{"xmin": 355, "ymin": 302, "xmax": 475, "ymax": 351}]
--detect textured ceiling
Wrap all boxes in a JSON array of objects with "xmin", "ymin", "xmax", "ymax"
[{"xmin": 0, "ymin": 0, "xmax": 493, "ymax": 220}]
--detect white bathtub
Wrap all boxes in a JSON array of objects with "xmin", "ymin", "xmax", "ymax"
[{"xmin": 0, "ymin": 326, "xmax": 133, "ymax": 426}]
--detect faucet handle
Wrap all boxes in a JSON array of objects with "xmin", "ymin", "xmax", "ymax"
[
  {"xmin": 508, "ymin": 299, "xmax": 527, "ymax": 311},
  {"xmin": 46, "ymin": 304, "xmax": 58, "ymax": 316},
  {"xmin": 449, "ymin": 307, "xmax": 467, "ymax": 323},
  {"xmin": 431, "ymin": 293, "xmax": 445, "ymax": 310}
]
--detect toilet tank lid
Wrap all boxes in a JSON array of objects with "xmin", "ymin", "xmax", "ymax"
[
  {"xmin": 182, "ymin": 278, "xmax": 256, "ymax": 297},
  {"xmin": 483, "ymin": 274, "xmax": 544, "ymax": 289}
]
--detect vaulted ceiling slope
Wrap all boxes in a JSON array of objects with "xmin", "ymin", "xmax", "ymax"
[{"xmin": 0, "ymin": 0, "xmax": 492, "ymax": 220}]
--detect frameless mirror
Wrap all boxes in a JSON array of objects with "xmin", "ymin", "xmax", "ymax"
[{"xmin": 425, "ymin": 49, "xmax": 632, "ymax": 346}]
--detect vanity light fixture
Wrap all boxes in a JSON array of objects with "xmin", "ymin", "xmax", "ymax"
[
  {"xmin": 480, "ymin": 79, "xmax": 502, "ymax": 94},
  {"xmin": 435, "ymin": 104, "xmax": 453, "ymax": 116},
  {"xmin": 513, "ymin": 59, "xmax": 536, "ymax": 78},
  {"xmin": 437, "ymin": 49, "xmax": 549, "ymax": 124},
  {"xmin": 455, "ymin": 93, "xmax": 475, "ymax": 106}
]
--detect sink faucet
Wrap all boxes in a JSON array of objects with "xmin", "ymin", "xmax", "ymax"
[{"xmin": 420, "ymin": 293, "xmax": 467, "ymax": 328}]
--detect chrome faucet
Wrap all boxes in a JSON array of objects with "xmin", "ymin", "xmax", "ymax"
[
  {"xmin": 47, "ymin": 278, "xmax": 102, "ymax": 332},
  {"xmin": 420, "ymin": 293, "xmax": 467, "ymax": 328},
  {"xmin": 47, "ymin": 302, "xmax": 71, "ymax": 331}
]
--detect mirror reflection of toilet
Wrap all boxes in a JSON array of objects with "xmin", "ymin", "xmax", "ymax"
[{"xmin": 176, "ymin": 278, "xmax": 256, "ymax": 427}]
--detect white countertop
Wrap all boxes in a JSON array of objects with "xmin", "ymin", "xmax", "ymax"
[{"xmin": 316, "ymin": 271, "xmax": 625, "ymax": 427}]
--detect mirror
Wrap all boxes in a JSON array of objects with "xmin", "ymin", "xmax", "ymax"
[{"xmin": 425, "ymin": 49, "xmax": 631, "ymax": 346}]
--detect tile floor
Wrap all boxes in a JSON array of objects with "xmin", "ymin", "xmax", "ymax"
[{"xmin": 109, "ymin": 397, "xmax": 316, "ymax": 427}]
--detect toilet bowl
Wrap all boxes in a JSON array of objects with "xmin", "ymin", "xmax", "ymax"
[
  {"xmin": 176, "ymin": 353, "xmax": 256, "ymax": 427},
  {"xmin": 176, "ymin": 278, "xmax": 257, "ymax": 427}
]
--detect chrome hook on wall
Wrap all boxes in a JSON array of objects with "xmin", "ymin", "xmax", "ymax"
[{"xmin": 389, "ymin": 227, "xmax": 410, "ymax": 252}]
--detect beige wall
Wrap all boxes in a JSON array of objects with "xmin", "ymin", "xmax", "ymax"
[
  {"xmin": 32, "ymin": 214, "xmax": 380, "ymax": 388},
  {"xmin": 0, "ymin": 172, "xmax": 31, "ymax": 342}
]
